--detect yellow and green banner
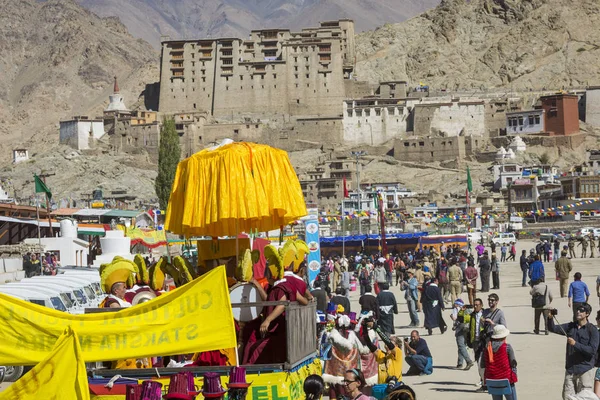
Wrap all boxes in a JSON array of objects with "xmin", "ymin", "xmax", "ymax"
[{"xmin": 0, "ymin": 267, "xmax": 236, "ymax": 365}]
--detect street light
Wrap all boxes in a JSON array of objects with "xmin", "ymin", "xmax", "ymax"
[{"xmin": 351, "ymin": 151, "xmax": 367, "ymax": 234}]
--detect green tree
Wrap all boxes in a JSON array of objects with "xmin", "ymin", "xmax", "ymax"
[{"xmin": 155, "ymin": 118, "xmax": 181, "ymax": 210}]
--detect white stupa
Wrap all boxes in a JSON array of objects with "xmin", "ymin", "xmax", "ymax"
[
  {"xmin": 91, "ymin": 230, "xmax": 133, "ymax": 268},
  {"xmin": 506, "ymin": 148, "xmax": 516, "ymax": 159},
  {"xmin": 495, "ymin": 146, "xmax": 507, "ymax": 162},
  {"xmin": 104, "ymin": 76, "xmax": 129, "ymax": 113},
  {"xmin": 508, "ymin": 136, "xmax": 526, "ymax": 153}
]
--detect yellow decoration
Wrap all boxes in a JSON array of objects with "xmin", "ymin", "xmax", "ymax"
[
  {"xmin": 0, "ymin": 267, "xmax": 236, "ymax": 365},
  {"xmin": 133, "ymin": 254, "xmax": 149, "ymax": 285},
  {"xmin": 148, "ymin": 263, "xmax": 165, "ymax": 291},
  {"xmin": 100, "ymin": 260, "xmax": 136, "ymax": 293},
  {"xmin": 165, "ymin": 142, "xmax": 307, "ymax": 237},
  {"xmin": 264, "ymin": 245, "xmax": 284, "ymax": 280},
  {"xmin": 236, "ymin": 249, "xmax": 254, "ymax": 282},
  {"xmin": 158, "ymin": 256, "xmax": 182, "ymax": 286},
  {"xmin": 0, "ymin": 326, "xmax": 89, "ymax": 400},
  {"xmin": 293, "ymin": 240, "xmax": 309, "ymax": 272},
  {"xmin": 173, "ymin": 256, "xmax": 194, "ymax": 285}
]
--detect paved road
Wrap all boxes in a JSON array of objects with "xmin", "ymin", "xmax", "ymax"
[{"xmin": 345, "ymin": 239, "xmax": 600, "ymax": 399}]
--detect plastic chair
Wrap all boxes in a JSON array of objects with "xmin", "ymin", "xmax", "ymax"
[{"xmin": 486, "ymin": 379, "xmax": 512, "ymax": 395}]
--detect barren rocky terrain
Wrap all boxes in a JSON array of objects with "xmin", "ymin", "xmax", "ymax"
[{"xmin": 355, "ymin": 0, "xmax": 600, "ymax": 89}]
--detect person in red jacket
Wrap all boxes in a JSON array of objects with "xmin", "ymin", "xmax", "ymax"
[{"xmin": 484, "ymin": 324, "xmax": 518, "ymax": 399}]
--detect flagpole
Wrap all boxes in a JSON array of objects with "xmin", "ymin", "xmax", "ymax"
[
  {"xmin": 35, "ymin": 193, "xmax": 41, "ymax": 246},
  {"xmin": 342, "ymin": 199, "xmax": 345, "ymax": 257}
]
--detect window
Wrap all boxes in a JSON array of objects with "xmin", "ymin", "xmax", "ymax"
[
  {"xmin": 529, "ymin": 115, "xmax": 534, "ymax": 125},
  {"xmin": 273, "ymin": 73, "xmax": 277, "ymax": 79},
  {"xmin": 306, "ymin": 74, "xmax": 310, "ymax": 78},
  {"xmin": 240, "ymin": 75, "xmax": 243, "ymax": 80},
  {"xmin": 234, "ymin": 129, "xmax": 239, "ymax": 134},
  {"xmin": 193, "ymin": 103, "xmax": 196, "ymax": 109},
  {"xmin": 518, "ymin": 116, "xmax": 523, "ymax": 126},
  {"xmin": 404, "ymin": 142, "xmax": 409, "ymax": 147},
  {"xmin": 419, "ymin": 141, "xmax": 424, "ymax": 147},
  {"xmin": 535, "ymin": 115, "xmax": 541, "ymax": 124}
]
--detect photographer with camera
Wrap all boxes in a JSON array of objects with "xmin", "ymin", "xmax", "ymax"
[
  {"xmin": 547, "ymin": 302, "xmax": 599, "ymax": 399},
  {"xmin": 404, "ymin": 330, "xmax": 433, "ymax": 376},
  {"xmin": 530, "ymin": 278, "xmax": 553, "ymax": 335}
]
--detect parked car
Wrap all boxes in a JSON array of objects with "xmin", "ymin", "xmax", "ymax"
[
  {"xmin": 491, "ymin": 232, "xmax": 517, "ymax": 246},
  {"xmin": 575, "ymin": 227, "xmax": 597, "ymax": 238}
]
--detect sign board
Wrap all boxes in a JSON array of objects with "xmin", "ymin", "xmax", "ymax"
[
  {"xmin": 510, "ymin": 216, "xmax": 523, "ymax": 222},
  {"xmin": 304, "ymin": 219, "xmax": 321, "ymax": 287}
]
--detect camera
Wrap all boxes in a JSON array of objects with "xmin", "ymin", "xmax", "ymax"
[
  {"xmin": 550, "ymin": 309, "xmax": 558, "ymax": 316},
  {"xmin": 403, "ymin": 337, "xmax": 409, "ymax": 342}
]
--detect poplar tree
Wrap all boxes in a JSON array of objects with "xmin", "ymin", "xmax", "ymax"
[{"xmin": 155, "ymin": 118, "xmax": 180, "ymax": 210}]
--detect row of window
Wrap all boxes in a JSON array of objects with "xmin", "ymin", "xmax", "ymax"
[{"xmin": 508, "ymin": 114, "xmax": 541, "ymax": 127}]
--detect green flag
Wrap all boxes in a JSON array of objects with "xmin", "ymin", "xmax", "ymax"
[
  {"xmin": 467, "ymin": 166, "xmax": 473, "ymax": 193},
  {"xmin": 34, "ymin": 174, "xmax": 52, "ymax": 200}
]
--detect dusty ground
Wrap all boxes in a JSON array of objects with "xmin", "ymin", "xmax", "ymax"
[{"xmin": 344, "ymin": 239, "xmax": 598, "ymax": 399}]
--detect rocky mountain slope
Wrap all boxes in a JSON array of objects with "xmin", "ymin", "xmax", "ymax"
[
  {"xmin": 77, "ymin": 0, "xmax": 439, "ymax": 48},
  {"xmin": 0, "ymin": 0, "xmax": 158, "ymax": 161},
  {"xmin": 355, "ymin": 0, "xmax": 600, "ymax": 89}
]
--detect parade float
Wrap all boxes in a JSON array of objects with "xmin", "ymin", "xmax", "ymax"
[{"xmin": 89, "ymin": 141, "xmax": 319, "ymax": 399}]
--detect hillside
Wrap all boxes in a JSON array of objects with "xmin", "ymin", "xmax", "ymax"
[
  {"xmin": 0, "ymin": 0, "xmax": 158, "ymax": 160},
  {"xmin": 77, "ymin": 0, "xmax": 439, "ymax": 48},
  {"xmin": 354, "ymin": 0, "xmax": 600, "ymax": 89}
]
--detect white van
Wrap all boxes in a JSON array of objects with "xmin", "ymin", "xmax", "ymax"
[
  {"xmin": 4, "ymin": 284, "xmax": 78, "ymax": 313},
  {"xmin": 491, "ymin": 232, "xmax": 517, "ymax": 246},
  {"xmin": 25, "ymin": 276, "xmax": 99, "ymax": 304},
  {"xmin": 0, "ymin": 287, "xmax": 68, "ymax": 312},
  {"xmin": 21, "ymin": 278, "xmax": 93, "ymax": 306}
]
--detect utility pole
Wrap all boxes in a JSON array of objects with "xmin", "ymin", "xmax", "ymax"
[
  {"xmin": 39, "ymin": 172, "xmax": 56, "ymax": 237},
  {"xmin": 351, "ymin": 151, "xmax": 367, "ymax": 234}
]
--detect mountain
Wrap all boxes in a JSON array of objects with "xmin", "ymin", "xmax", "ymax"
[
  {"xmin": 76, "ymin": 0, "xmax": 440, "ymax": 48},
  {"xmin": 0, "ymin": 0, "xmax": 158, "ymax": 159},
  {"xmin": 354, "ymin": 0, "xmax": 600, "ymax": 89}
]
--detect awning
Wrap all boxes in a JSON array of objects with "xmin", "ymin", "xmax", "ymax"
[
  {"xmin": 102, "ymin": 210, "xmax": 143, "ymax": 218},
  {"xmin": 320, "ymin": 232, "xmax": 428, "ymax": 243},
  {"xmin": 73, "ymin": 209, "xmax": 111, "ymax": 217},
  {"xmin": 51, "ymin": 208, "xmax": 82, "ymax": 216}
]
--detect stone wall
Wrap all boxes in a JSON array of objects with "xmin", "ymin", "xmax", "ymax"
[
  {"xmin": 343, "ymin": 102, "xmax": 409, "ymax": 146},
  {"xmin": 59, "ymin": 119, "xmax": 105, "ymax": 150},
  {"xmin": 586, "ymin": 87, "xmax": 600, "ymax": 128},
  {"xmin": 393, "ymin": 136, "xmax": 467, "ymax": 162}
]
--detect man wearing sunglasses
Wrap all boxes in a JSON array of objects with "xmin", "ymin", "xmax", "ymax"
[{"xmin": 548, "ymin": 302, "xmax": 599, "ymax": 399}]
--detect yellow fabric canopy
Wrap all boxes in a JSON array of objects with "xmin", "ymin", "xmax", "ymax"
[{"xmin": 165, "ymin": 142, "xmax": 307, "ymax": 237}]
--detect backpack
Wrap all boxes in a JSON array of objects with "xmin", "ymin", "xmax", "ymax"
[{"xmin": 531, "ymin": 285, "xmax": 547, "ymax": 308}]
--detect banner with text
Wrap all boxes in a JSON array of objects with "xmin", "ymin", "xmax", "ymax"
[
  {"xmin": 0, "ymin": 327, "xmax": 89, "ymax": 400},
  {"xmin": 304, "ymin": 220, "xmax": 321, "ymax": 287},
  {"xmin": 0, "ymin": 267, "xmax": 236, "ymax": 365}
]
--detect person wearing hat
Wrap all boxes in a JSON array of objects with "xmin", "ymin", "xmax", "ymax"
[
  {"xmin": 483, "ymin": 324, "xmax": 517, "ymax": 399},
  {"xmin": 548, "ymin": 302, "xmax": 599, "ymax": 399},
  {"xmin": 100, "ymin": 260, "xmax": 136, "ymax": 308},
  {"xmin": 400, "ymin": 269, "xmax": 420, "ymax": 327},
  {"xmin": 450, "ymin": 299, "xmax": 474, "ymax": 370},
  {"xmin": 478, "ymin": 251, "xmax": 491, "ymax": 293},
  {"xmin": 421, "ymin": 277, "xmax": 447, "ymax": 336},
  {"xmin": 555, "ymin": 250, "xmax": 573, "ymax": 298}
]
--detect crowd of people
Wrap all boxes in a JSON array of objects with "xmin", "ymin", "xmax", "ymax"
[
  {"xmin": 22, "ymin": 251, "xmax": 58, "ymax": 277},
  {"xmin": 312, "ymin": 235, "xmax": 600, "ymax": 400}
]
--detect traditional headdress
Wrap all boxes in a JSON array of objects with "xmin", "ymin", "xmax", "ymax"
[
  {"xmin": 100, "ymin": 259, "xmax": 136, "ymax": 294},
  {"xmin": 264, "ymin": 240, "xmax": 298, "ymax": 280},
  {"xmin": 202, "ymin": 373, "xmax": 226, "ymax": 398},
  {"xmin": 134, "ymin": 254, "xmax": 150, "ymax": 285},
  {"xmin": 235, "ymin": 249, "xmax": 254, "ymax": 282},
  {"xmin": 227, "ymin": 366, "xmax": 252, "ymax": 389},
  {"xmin": 293, "ymin": 240, "xmax": 309, "ymax": 272},
  {"xmin": 173, "ymin": 256, "xmax": 194, "ymax": 285},
  {"xmin": 149, "ymin": 262, "xmax": 166, "ymax": 291}
]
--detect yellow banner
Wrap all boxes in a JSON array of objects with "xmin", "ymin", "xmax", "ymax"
[
  {"xmin": 0, "ymin": 267, "xmax": 236, "ymax": 365},
  {"xmin": 90, "ymin": 359, "xmax": 322, "ymax": 400},
  {"xmin": 0, "ymin": 327, "xmax": 90, "ymax": 400}
]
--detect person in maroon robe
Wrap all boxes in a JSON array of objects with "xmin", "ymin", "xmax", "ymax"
[{"xmin": 241, "ymin": 273, "xmax": 297, "ymax": 365}]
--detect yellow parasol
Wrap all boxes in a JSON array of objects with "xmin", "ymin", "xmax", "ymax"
[{"xmin": 165, "ymin": 142, "xmax": 307, "ymax": 237}]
